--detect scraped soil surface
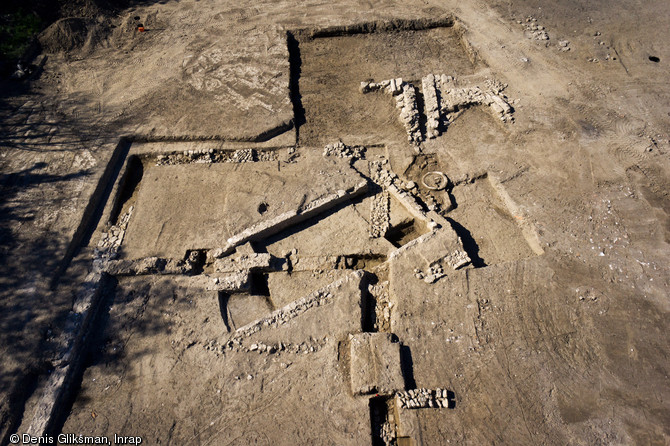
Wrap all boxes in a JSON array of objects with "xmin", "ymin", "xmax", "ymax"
[{"xmin": 1, "ymin": 0, "xmax": 670, "ymax": 445}]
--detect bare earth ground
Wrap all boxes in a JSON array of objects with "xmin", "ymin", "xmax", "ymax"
[{"xmin": 1, "ymin": 0, "xmax": 669, "ymax": 444}]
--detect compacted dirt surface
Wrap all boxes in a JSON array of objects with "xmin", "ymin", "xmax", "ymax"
[{"xmin": 1, "ymin": 0, "xmax": 669, "ymax": 445}]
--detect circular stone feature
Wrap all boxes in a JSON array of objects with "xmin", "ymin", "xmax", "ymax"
[{"xmin": 421, "ymin": 171, "xmax": 449, "ymax": 190}]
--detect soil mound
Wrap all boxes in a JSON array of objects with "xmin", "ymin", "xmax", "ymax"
[{"xmin": 38, "ymin": 17, "xmax": 93, "ymax": 53}]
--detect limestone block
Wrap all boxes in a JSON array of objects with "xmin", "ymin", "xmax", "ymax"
[{"xmin": 213, "ymin": 253, "xmax": 275, "ymax": 272}]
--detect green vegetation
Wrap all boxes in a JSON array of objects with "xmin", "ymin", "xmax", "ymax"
[{"xmin": 0, "ymin": 9, "xmax": 42, "ymax": 62}]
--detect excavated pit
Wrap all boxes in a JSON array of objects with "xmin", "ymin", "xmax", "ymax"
[
  {"xmin": 369, "ymin": 395, "xmax": 396, "ymax": 446},
  {"xmin": 295, "ymin": 23, "xmax": 477, "ymax": 147},
  {"xmin": 8, "ymin": 1, "xmax": 670, "ymax": 444},
  {"xmin": 23, "ymin": 18, "xmax": 537, "ymax": 446},
  {"xmin": 37, "ymin": 136, "xmax": 426, "ymax": 443}
]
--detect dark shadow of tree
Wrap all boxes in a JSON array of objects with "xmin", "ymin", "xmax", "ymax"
[
  {"xmin": 51, "ymin": 275, "xmax": 210, "ymax": 435},
  {"xmin": 0, "ymin": 159, "xmax": 93, "ymax": 442},
  {"xmin": 0, "ymin": 0, "xmax": 243, "ymax": 439},
  {"xmin": 0, "ymin": 74, "xmax": 117, "ymax": 443}
]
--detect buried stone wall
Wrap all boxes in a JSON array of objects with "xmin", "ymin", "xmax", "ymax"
[{"xmin": 361, "ymin": 74, "xmax": 514, "ymax": 146}]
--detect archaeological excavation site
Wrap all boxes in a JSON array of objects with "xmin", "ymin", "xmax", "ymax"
[{"xmin": 0, "ymin": 0, "xmax": 669, "ymax": 444}]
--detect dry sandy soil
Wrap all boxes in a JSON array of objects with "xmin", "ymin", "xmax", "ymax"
[{"xmin": 1, "ymin": 0, "xmax": 669, "ymax": 445}]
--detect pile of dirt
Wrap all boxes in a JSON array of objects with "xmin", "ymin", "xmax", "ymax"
[
  {"xmin": 0, "ymin": 0, "xmax": 130, "ymax": 70},
  {"xmin": 37, "ymin": 17, "xmax": 94, "ymax": 53},
  {"xmin": 37, "ymin": 9, "xmax": 160, "ymax": 57}
]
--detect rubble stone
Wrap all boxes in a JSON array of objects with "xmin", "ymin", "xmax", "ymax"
[
  {"xmin": 156, "ymin": 148, "xmax": 274, "ymax": 166},
  {"xmin": 422, "ymin": 74, "xmax": 441, "ymax": 139},
  {"xmin": 370, "ymin": 191, "xmax": 390, "ymax": 238},
  {"xmin": 395, "ymin": 388, "xmax": 453, "ymax": 410},
  {"xmin": 323, "ymin": 141, "xmax": 366, "ymax": 159},
  {"xmin": 397, "ymin": 83, "xmax": 422, "ymax": 145},
  {"xmin": 362, "ymin": 74, "xmax": 514, "ymax": 144}
]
